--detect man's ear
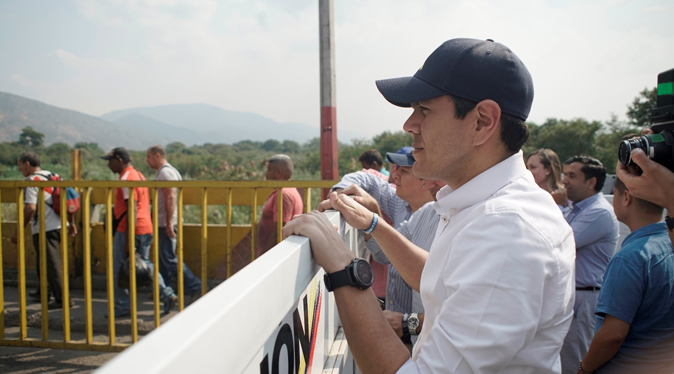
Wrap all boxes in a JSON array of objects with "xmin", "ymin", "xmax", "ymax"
[
  {"xmin": 623, "ymin": 189, "xmax": 633, "ymax": 207},
  {"xmin": 473, "ymin": 100, "xmax": 501, "ymax": 147},
  {"xmin": 585, "ymin": 177, "xmax": 597, "ymax": 192}
]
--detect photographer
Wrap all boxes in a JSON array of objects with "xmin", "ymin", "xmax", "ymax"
[{"xmin": 616, "ymin": 145, "xmax": 674, "ymax": 247}]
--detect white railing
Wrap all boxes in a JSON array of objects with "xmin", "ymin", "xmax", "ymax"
[{"xmin": 96, "ymin": 211, "xmax": 360, "ymax": 374}]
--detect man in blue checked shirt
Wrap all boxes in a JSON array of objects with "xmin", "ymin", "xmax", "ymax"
[
  {"xmin": 559, "ymin": 155, "xmax": 620, "ymax": 374},
  {"xmin": 320, "ymin": 149, "xmax": 444, "ymax": 344}
]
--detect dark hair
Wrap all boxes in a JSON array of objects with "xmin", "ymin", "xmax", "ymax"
[
  {"xmin": 526, "ymin": 149, "xmax": 563, "ymax": 191},
  {"xmin": 564, "ymin": 155, "xmax": 606, "ymax": 192},
  {"xmin": 449, "ymin": 95, "xmax": 529, "ymax": 154},
  {"xmin": 358, "ymin": 149, "xmax": 384, "ymax": 166},
  {"xmin": 18, "ymin": 151, "xmax": 40, "ymax": 167},
  {"xmin": 148, "ymin": 145, "xmax": 166, "ymax": 157},
  {"xmin": 614, "ymin": 177, "xmax": 663, "ymax": 216}
]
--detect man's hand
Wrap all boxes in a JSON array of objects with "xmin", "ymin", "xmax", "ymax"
[
  {"xmin": 383, "ymin": 310, "xmax": 404, "ymax": 337},
  {"xmin": 341, "ymin": 185, "xmax": 382, "ymax": 215},
  {"xmin": 165, "ymin": 225, "xmax": 176, "ymax": 239},
  {"xmin": 551, "ymin": 188, "xmax": 567, "ymax": 206},
  {"xmin": 10, "ymin": 231, "xmax": 18, "ymax": 244},
  {"xmin": 68, "ymin": 224, "xmax": 78, "ymax": 237},
  {"xmin": 616, "ymin": 148, "xmax": 674, "ymax": 212},
  {"xmin": 282, "ymin": 210, "xmax": 355, "ymax": 273}
]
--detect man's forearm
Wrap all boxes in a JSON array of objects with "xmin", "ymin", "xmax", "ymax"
[
  {"xmin": 23, "ymin": 204, "xmax": 36, "ymax": 228},
  {"xmin": 334, "ymin": 287, "xmax": 411, "ymax": 374},
  {"xmin": 370, "ymin": 220, "xmax": 427, "ymax": 292},
  {"xmin": 580, "ymin": 316, "xmax": 629, "ymax": 372},
  {"xmin": 164, "ymin": 187, "xmax": 176, "ymax": 227}
]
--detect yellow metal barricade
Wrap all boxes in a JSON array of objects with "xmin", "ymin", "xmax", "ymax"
[{"xmin": 0, "ymin": 179, "xmax": 334, "ymax": 352}]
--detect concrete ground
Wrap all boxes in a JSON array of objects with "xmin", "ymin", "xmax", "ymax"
[{"xmin": 0, "ymin": 285, "xmax": 188, "ymax": 373}]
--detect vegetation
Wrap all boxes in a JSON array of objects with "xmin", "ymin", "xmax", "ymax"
[{"xmin": 0, "ymin": 86, "xmax": 657, "ymax": 222}]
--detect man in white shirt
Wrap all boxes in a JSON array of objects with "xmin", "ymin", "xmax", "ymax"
[
  {"xmin": 146, "ymin": 145, "xmax": 202, "ymax": 302},
  {"xmin": 283, "ymin": 38, "xmax": 576, "ymax": 373}
]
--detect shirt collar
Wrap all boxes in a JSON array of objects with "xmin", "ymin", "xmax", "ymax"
[
  {"xmin": 571, "ymin": 192, "xmax": 601, "ymax": 211},
  {"xmin": 622, "ymin": 221, "xmax": 667, "ymax": 248},
  {"xmin": 434, "ymin": 150, "xmax": 530, "ymax": 215}
]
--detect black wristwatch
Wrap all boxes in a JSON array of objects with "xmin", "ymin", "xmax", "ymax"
[{"xmin": 324, "ymin": 258, "xmax": 373, "ymax": 292}]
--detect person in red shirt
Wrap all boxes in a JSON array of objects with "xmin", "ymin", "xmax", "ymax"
[
  {"xmin": 257, "ymin": 154, "xmax": 304, "ymax": 257},
  {"xmin": 102, "ymin": 147, "xmax": 178, "ymax": 317}
]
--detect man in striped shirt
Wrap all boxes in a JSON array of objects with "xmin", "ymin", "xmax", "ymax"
[{"xmin": 325, "ymin": 150, "xmax": 444, "ymax": 343}]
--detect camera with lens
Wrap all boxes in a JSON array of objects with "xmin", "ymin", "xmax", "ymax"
[{"xmin": 618, "ymin": 68, "xmax": 674, "ymax": 172}]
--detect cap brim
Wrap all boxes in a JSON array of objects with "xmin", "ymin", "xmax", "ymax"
[
  {"xmin": 386, "ymin": 152, "xmax": 415, "ymax": 166},
  {"xmin": 376, "ymin": 76, "xmax": 447, "ymax": 107},
  {"xmin": 100, "ymin": 155, "xmax": 114, "ymax": 160}
]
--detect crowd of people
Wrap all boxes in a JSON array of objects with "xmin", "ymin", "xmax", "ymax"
[
  {"xmin": 10, "ymin": 146, "xmax": 302, "ymax": 318},
  {"xmin": 282, "ymin": 38, "xmax": 674, "ymax": 374},
  {"xmin": 8, "ymin": 37, "xmax": 674, "ymax": 374}
]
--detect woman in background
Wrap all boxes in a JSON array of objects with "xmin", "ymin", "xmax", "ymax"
[{"xmin": 526, "ymin": 148, "xmax": 566, "ymax": 206}]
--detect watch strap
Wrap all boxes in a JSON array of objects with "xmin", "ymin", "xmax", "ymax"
[{"xmin": 324, "ymin": 268, "xmax": 353, "ymax": 292}]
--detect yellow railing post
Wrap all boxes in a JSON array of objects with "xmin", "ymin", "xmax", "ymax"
[
  {"xmin": 0, "ymin": 189, "xmax": 4, "ymax": 338},
  {"xmin": 82, "ymin": 187, "xmax": 93, "ymax": 344},
  {"xmin": 276, "ymin": 187, "xmax": 283, "ymax": 244},
  {"xmin": 177, "ymin": 188, "xmax": 184, "ymax": 309},
  {"xmin": 226, "ymin": 188, "xmax": 232, "ymax": 280},
  {"xmin": 60, "ymin": 189, "xmax": 71, "ymax": 342},
  {"xmin": 250, "ymin": 189, "xmax": 257, "ymax": 262},
  {"xmin": 304, "ymin": 188, "xmax": 311, "ymax": 214},
  {"xmin": 127, "ymin": 189, "xmax": 137, "ymax": 343},
  {"xmin": 200, "ymin": 188, "xmax": 208, "ymax": 298},
  {"xmin": 38, "ymin": 188, "xmax": 48, "ymax": 340},
  {"xmin": 151, "ymin": 188, "xmax": 160, "ymax": 326},
  {"xmin": 16, "ymin": 188, "xmax": 27, "ymax": 340},
  {"xmin": 105, "ymin": 188, "xmax": 116, "ymax": 345}
]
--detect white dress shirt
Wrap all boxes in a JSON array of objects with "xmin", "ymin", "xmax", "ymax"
[{"xmin": 398, "ymin": 151, "xmax": 576, "ymax": 374}]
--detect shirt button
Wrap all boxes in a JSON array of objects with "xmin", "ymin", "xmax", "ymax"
[{"xmin": 442, "ymin": 216, "xmax": 448, "ymax": 223}]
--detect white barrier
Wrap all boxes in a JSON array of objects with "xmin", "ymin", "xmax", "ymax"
[{"xmin": 96, "ymin": 211, "xmax": 360, "ymax": 374}]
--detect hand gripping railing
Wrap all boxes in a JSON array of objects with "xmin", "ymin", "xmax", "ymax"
[{"xmin": 95, "ymin": 211, "xmax": 360, "ymax": 374}]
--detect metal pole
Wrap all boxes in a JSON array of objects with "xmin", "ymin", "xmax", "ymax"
[{"xmin": 319, "ymin": 0, "xmax": 337, "ymax": 198}]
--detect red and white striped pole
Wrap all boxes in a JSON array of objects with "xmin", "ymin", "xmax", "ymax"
[{"xmin": 319, "ymin": 0, "xmax": 337, "ymax": 198}]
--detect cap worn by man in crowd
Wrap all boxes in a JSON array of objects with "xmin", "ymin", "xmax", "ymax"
[
  {"xmin": 386, "ymin": 147, "xmax": 415, "ymax": 167},
  {"xmin": 101, "ymin": 147, "xmax": 132, "ymax": 162},
  {"xmin": 375, "ymin": 38, "xmax": 534, "ymax": 121}
]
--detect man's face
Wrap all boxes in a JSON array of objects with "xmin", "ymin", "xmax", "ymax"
[
  {"xmin": 16, "ymin": 159, "xmax": 30, "ymax": 177},
  {"xmin": 390, "ymin": 165, "xmax": 425, "ymax": 202},
  {"xmin": 265, "ymin": 163, "xmax": 278, "ymax": 181},
  {"xmin": 562, "ymin": 162, "xmax": 595, "ymax": 203},
  {"xmin": 403, "ymin": 95, "xmax": 472, "ymax": 183},
  {"xmin": 145, "ymin": 151, "xmax": 159, "ymax": 170},
  {"xmin": 107, "ymin": 158, "xmax": 123, "ymax": 174}
]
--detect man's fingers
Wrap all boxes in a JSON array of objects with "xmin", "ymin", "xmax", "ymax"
[
  {"xmin": 628, "ymin": 148, "xmax": 653, "ymax": 172},
  {"xmin": 316, "ymin": 199, "xmax": 333, "ymax": 212}
]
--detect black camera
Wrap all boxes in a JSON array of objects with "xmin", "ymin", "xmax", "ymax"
[{"xmin": 618, "ymin": 68, "xmax": 674, "ymax": 172}]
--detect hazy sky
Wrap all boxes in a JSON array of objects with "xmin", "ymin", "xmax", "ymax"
[{"xmin": 1, "ymin": 0, "xmax": 672, "ymax": 140}]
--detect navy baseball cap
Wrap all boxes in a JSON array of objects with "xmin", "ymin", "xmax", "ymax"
[
  {"xmin": 386, "ymin": 148, "xmax": 415, "ymax": 167},
  {"xmin": 375, "ymin": 38, "xmax": 534, "ymax": 121}
]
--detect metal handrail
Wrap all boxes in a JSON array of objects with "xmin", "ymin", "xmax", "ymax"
[{"xmin": 0, "ymin": 179, "xmax": 336, "ymax": 352}]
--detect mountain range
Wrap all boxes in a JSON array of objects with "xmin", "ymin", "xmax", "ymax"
[{"xmin": 0, "ymin": 91, "xmax": 362, "ymax": 150}]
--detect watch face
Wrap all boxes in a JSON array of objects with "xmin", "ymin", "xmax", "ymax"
[{"xmin": 354, "ymin": 260, "xmax": 373, "ymax": 287}]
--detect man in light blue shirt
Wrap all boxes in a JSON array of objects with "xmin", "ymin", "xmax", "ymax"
[
  {"xmin": 578, "ymin": 177, "xmax": 674, "ymax": 373},
  {"xmin": 560, "ymin": 155, "xmax": 619, "ymax": 374},
  {"xmin": 328, "ymin": 150, "xmax": 443, "ymax": 343}
]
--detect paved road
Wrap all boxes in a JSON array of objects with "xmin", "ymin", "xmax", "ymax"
[{"xmin": 1, "ymin": 285, "xmax": 189, "ymax": 373}]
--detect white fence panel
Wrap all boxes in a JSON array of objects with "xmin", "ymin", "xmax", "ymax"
[{"xmin": 96, "ymin": 211, "xmax": 358, "ymax": 374}]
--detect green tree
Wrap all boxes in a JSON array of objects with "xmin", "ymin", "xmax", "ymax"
[
  {"xmin": 594, "ymin": 115, "xmax": 641, "ymax": 173},
  {"xmin": 524, "ymin": 118, "xmax": 602, "ymax": 163},
  {"xmin": 18, "ymin": 126, "xmax": 45, "ymax": 147},
  {"xmin": 626, "ymin": 87, "xmax": 657, "ymax": 129}
]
